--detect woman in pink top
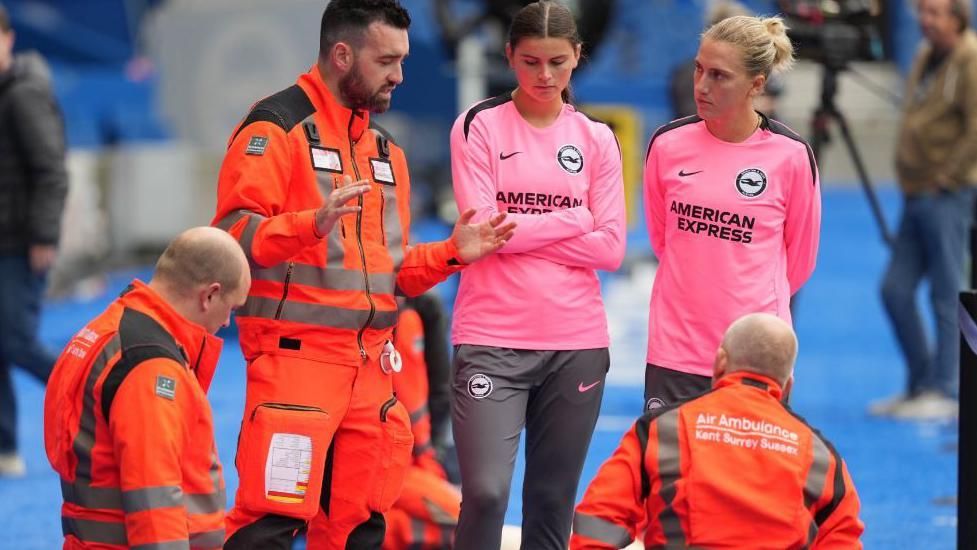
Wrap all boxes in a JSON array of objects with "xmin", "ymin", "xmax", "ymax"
[
  {"xmin": 448, "ymin": 2, "xmax": 625, "ymax": 548},
  {"xmin": 643, "ymin": 15, "xmax": 821, "ymax": 411}
]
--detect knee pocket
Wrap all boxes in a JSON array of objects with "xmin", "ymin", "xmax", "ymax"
[
  {"xmin": 237, "ymin": 402, "xmax": 334, "ymax": 520},
  {"xmin": 370, "ymin": 396, "xmax": 413, "ymax": 513}
]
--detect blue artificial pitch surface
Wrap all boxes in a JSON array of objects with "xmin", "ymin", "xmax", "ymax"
[{"xmin": 0, "ymin": 186, "xmax": 958, "ymax": 548}]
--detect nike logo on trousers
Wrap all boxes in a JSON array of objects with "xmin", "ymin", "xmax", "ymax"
[{"xmin": 578, "ymin": 381, "xmax": 601, "ymax": 393}]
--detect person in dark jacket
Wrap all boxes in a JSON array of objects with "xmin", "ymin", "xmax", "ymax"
[{"xmin": 0, "ymin": 3, "xmax": 68, "ymax": 477}]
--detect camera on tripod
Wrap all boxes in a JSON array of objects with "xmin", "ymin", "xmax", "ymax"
[{"xmin": 777, "ymin": 0, "xmax": 883, "ymax": 70}]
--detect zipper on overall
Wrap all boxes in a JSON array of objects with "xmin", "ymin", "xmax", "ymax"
[
  {"xmin": 251, "ymin": 402, "xmax": 326, "ymax": 421},
  {"xmin": 349, "ymin": 116, "xmax": 376, "ymax": 359}
]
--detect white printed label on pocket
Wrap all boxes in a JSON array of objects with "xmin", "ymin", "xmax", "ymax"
[
  {"xmin": 265, "ymin": 432, "xmax": 313, "ymax": 503},
  {"xmin": 310, "ymin": 146, "xmax": 343, "ymax": 173}
]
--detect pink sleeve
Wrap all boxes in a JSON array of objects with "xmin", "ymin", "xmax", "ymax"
[
  {"xmin": 450, "ymin": 115, "xmax": 594, "ymax": 253},
  {"xmin": 784, "ymin": 145, "xmax": 821, "ymax": 294},
  {"xmin": 524, "ymin": 129, "xmax": 626, "ymax": 271},
  {"xmin": 643, "ymin": 138, "xmax": 667, "ymax": 257}
]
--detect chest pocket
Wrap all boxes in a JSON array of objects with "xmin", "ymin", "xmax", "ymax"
[{"xmin": 303, "ymin": 118, "xmax": 405, "ymax": 274}]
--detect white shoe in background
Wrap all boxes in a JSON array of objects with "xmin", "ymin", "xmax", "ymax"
[
  {"xmin": 500, "ymin": 526, "xmax": 521, "ymax": 550},
  {"xmin": 0, "ymin": 453, "xmax": 26, "ymax": 478},
  {"xmin": 890, "ymin": 391, "xmax": 958, "ymax": 421},
  {"xmin": 868, "ymin": 394, "xmax": 914, "ymax": 416}
]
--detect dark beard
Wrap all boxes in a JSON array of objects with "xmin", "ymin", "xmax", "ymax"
[{"xmin": 338, "ymin": 67, "xmax": 391, "ymax": 113}]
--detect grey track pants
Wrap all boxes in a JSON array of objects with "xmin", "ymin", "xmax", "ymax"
[{"xmin": 451, "ymin": 345, "xmax": 609, "ymax": 550}]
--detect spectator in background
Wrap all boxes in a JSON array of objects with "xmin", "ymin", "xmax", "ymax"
[
  {"xmin": 570, "ymin": 313, "xmax": 863, "ymax": 549},
  {"xmin": 669, "ymin": 0, "xmax": 784, "ymax": 121},
  {"xmin": 873, "ymin": 0, "xmax": 977, "ymax": 420},
  {"xmin": 0, "ymin": 2, "xmax": 68, "ymax": 477}
]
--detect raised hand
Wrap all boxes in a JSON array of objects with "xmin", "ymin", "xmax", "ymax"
[
  {"xmin": 451, "ymin": 209, "xmax": 517, "ymax": 264},
  {"xmin": 315, "ymin": 175, "xmax": 371, "ymax": 236},
  {"xmin": 29, "ymin": 244, "xmax": 57, "ymax": 274}
]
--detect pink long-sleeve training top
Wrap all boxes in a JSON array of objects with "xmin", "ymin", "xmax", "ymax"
[
  {"xmin": 645, "ymin": 115, "xmax": 821, "ymax": 376},
  {"xmin": 450, "ymin": 92, "xmax": 626, "ymax": 350}
]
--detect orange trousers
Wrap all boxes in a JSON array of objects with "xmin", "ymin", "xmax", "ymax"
[{"xmin": 225, "ymin": 353, "xmax": 413, "ymax": 550}]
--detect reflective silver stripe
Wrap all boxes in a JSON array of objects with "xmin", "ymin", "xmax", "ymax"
[
  {"xmin": 802, "ymin": 519, "xmax": 819, "ymax": 550},
  {"xmin": 62, "ymin": 516, "xmax": 128, "ymax": 545},
  {"xmin": 804, "ymin": 437, "xmax": 832, "ymax": 507},
  {"xmin": 411, "ymin": 517, "xmax": 426, "ymax": 546},
  {"xmin": 61, "ymin": 479, "xmax": 122, "ymax": 510},
  {"xmin": 185, "ymin": 492, "xmax": 223, "ymax": 516},
  {"xmin": 656, "ymin": 409, "xmax": 686, "ymax": 545},
  {"xmin": 213, "ymin": 209, "xmax": 246, "ymax": 231},
  {"xmin": 381, "ymin": 183, "xmax": 404, "ymax": 270},
  {"xmin": 409, "ymin": 403, "xmax": 429, "ymax": 424},
  {"xmin": 412, "ymin": 441, "xmax": 433, "ymax": 457},
  {"xmin": 123, "ymin": 485, "xmax": 184, "ymax": 513},
  {"xmin": 189, "ymin": 528, "xmax": 225, "ymax": 549},
  {"xmin": 131, "ymin": 541, "xmax": 190, "ymax": 550},
  {"xmin": 251, "ymin": 263, "xmax": 395, "ymax": 295},
  {"xmin": 423, "ymin": 496, "xmax": 457, "ymax": 527},
  {"xmin": 572, "ymin": 512, "xmax": 633, "ymax": 547},
  {"xmin": 804, "ymin": 436, "xmax": 832, "ymax": 544},
  {"xmin": 215, "ymin": 209, "xmax": 263, "ymax": 264},
  {"xmin": 238, "ymin": 296, "xmax": 398, "ymax": 329},
  {"xmin": 72, "ymin": 336, "xmax": 122, "ymax": 486},
  {"xmin": 186, "ymin": 454, "xmax": 225, "ymax": 516}
]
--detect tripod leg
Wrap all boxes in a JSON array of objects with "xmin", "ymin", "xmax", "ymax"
[
  {"xmin": 832, "ymin": 109, "xmax": 894, "ymax": 246},
  {"xmin": 809, "ymin": 108, "xmax": 831, "ymax": 162}
]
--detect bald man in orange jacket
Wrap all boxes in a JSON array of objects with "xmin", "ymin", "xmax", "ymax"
[
  {"xmin": 571, "ymin": 314, "xmax": 863, "ymax": 549},
  {"xmin": 45, "ymin": 227, "xmax": 250, "ymax": 549}
]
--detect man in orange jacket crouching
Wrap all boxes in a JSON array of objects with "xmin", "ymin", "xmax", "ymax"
[
  {"xmin": 571, "ymin": 313, "xmax": 864, "ymax": 549},
  {"xmin": 44, "ymin": 227, "xmax": 250, "ymax": 549}
]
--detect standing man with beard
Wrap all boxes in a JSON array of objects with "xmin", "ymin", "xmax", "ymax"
[{"xmin": 213, "ymin": 1, "xmax": 515, "ymax": 548}]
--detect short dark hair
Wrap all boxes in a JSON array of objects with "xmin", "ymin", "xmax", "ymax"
[
  {"xmin": 319, "ymin": 0, "xmax": 411, "ymax": 58},
  {"xmin": 0, "ymin": 4, "xmax": 10, "ymax": 34}
]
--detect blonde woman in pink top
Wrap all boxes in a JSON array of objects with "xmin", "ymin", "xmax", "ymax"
[
  {"xmin": 643, "ymin": 15, "xmax": 821, "ymax": 411},
  {"xmin": 448, "ymin": 2, "xmax": 625, "ymax": 548}
]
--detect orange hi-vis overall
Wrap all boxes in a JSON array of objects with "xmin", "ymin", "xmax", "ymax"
[
  {"xmin": 44, "ymin": 280, "xmax": 226, "ymax": 549},
  {"xmin": 213, "ymin": 65, "xmax": 464, "ymax": 549},
  {"xmin": 571, "ymin": 372, "xmax": 864, "ymax": 549},
  {"xmin": 384, "ymin": 307, "xmax": 460, "ymax": 550}
]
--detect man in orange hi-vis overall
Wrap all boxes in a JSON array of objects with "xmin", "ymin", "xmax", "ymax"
[
  {"xmin": 212, "ymin": 1, "xmax": 515, "ymax": 548},
  {"xmin": 44, "ymin": 227, "xmax": 250, "ymax": 549},
  {"xmin": 384, "ymin": 302, "xmax": 460, "ymax": 550},
  {"xmin": 571, "ymin": 314, "xmax": 864, "ymax": 549}
]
